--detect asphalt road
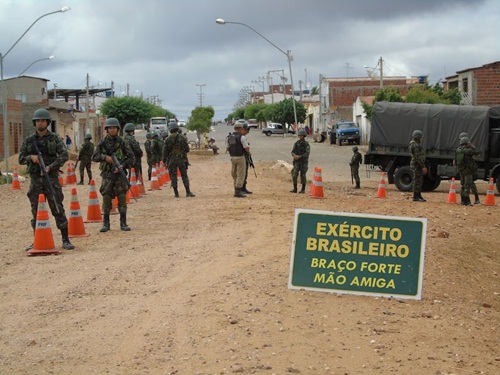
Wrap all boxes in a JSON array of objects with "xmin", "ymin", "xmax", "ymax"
[{"xmin": 135, "ymin": 124, "xmax": 371, "ymax": 184}]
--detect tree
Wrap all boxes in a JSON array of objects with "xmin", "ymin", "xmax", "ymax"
[
  {"xmin": 187, "ymin": 106, "xmax": 214, "ymax": 142},
  {"xmin": 269, "ymin": 98, "xmax": 307, "ymax": 126},
  {"xmin": 310, "ymin": 86, "xmax": 319, "ymax": 95}
]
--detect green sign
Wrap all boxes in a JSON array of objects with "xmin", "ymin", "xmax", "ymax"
[{"xmin": 288, "ymin": 209, "xmax": 427, "ymax": 300}]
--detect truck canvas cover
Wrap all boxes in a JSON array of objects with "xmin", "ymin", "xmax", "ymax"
[{"xmin": 371, "ymin": 102, "xmax": 500, "ymax": 154}]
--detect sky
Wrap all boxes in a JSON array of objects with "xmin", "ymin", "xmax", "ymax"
[{"xmin": 1, "ymin": 0, "xmax": 499, "ymax": 121}]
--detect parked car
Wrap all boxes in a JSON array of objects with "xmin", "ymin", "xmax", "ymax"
[
  {"xmin": 247, "ymin": 119, "xmax": 258, "ymax": 129},
  {"xmin": 261, "ymin": 123, "xmax": 296, "ymax": 136},
  {"xmin": 178, "ymin": 120, "xmax": 187, "ymax": 127}
]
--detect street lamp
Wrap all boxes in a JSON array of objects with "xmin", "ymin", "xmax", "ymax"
[
  {"xmin": 1, "ymin": 6, "xmax": 70, "ymax": 176},
  {"xmin": 363, "ymin": 56, "xmax": 384, "ymax": 89},
  {"xmin": 216, "ymin": 18, "xmax": 298, "ymax": 132},
  {"xmin": 18, "ymin": 56, "xmax": 55, "ymax": 76},
  {"xmin": 196, "ymin": 83, "xmax": 206, "ymax": 106}
]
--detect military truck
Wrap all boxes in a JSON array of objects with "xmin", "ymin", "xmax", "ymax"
[{"xmin": 364, "ymin": 102, "xmax": 500, "ymax": 194}]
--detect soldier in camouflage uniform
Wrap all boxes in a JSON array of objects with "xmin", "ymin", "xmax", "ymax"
[
  {"xmin": 455, "ymin": 136, "xmax": 481, "ymax": 206},
  {"xmin": 162, "ymin": 122, "xmax": 195, "ymax": 198},
  {"xmin": 456, "ymin": 132, "xmax": 480, "ymax": 204},
  {"xmin": 123, "ymin": 123, "xmax": 144, "ymax": 181},
  {"xmin": 19, "ymin": 108, "xmax": 75, "ymax": 250},
  {"xmin": 290, "ymin": 129, "xmax": 310, "ymax": 194},
  {"xmin": 409, "ymin": 130, "xmax": 427, "ymax": 202},
  {"xmin": 350, "ymin": 146, "xmax": 362, "ymax": 189},
  {"xmin": 144, "ymin": 132, "xmax": 154, "ymax": 180},
  {"xmin": 77, "ymin": 133, "xmax": 94, "ymax": 185},
  {"xmin": 92, "ymin": 118, "xmax": 135, "ymax": 232},
  {"xmin": 151, "ymin": 133, "xmax": 162, "ymax": 174}
]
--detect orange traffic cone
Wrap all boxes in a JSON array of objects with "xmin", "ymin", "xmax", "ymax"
[
  {"xmin": 11, "ymin": 166, "xmax": 21, "ymax": 190},
  {"xmin": 27, "ymin": 194, "xmax": 61, "ymax": 256},
  {"xmin": 59, "ymin": 170, "xmax": 65, "ymax": 186},
  {"xmin": 309, "ymin": 167, "xmax": 318, "ymax": 197},
  {"xmin": 149, "ymin": 167, "xmax": 161, "ymax": 190},
  {"xmin": 310, "ymin": 167, "xmax": 325, "ymax": 199},
  {"xmin": 376, "ymin": 173, "xmax": 387, "ymax": 198},
  {"xmin": 164, "ymin": 168, "xmax": 171, "ymax": 184},
  {"xmin": 137, "ymin": 177, "xmax": 146, "ymax": 196},
  {"xmin": 483, "ymin": 178, "xmax": 496, "ymax": 206},
  {"xmin": 129, "ymin": 168, "xmax": 140, "ymax": 199},
  {"xmin": 446, "ymin": 178, "xmax": 457, "ymax": 204},
  {"xmin": 65, "ymin": 162, "xmax": 76, "ymax": 185},
  {"xmin": 84, "ymin": 179, "xmax": 102, "ymax": 223},
  {"xmin": 68, "ymin": 188, "xmax": 90, "ymax": 238}
]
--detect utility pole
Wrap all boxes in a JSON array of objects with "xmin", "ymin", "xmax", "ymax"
[
  {"xmin": 196, "ymin": 84, "xmax": 206, "ymax": 106},
  {"xmin": 85, "ymin": 73, "xmax": 90, "ymax": 137},
  {"xmin": 379, "ymin": 56, "xmax": 384, "ymax": 89}
]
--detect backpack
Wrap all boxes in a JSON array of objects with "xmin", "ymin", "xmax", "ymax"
[{"xmin": 455, "ymin": 147, "xmax": 465, "ymax": 168}]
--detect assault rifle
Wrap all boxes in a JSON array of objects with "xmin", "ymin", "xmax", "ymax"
[
  {"xmin": 100, "ymin": 141, "xmax": 137, "ymax": 202},
  {"xmin": 246, "ymin": 153, "xmax": 257, "ymax": 178},
  {"xmin": 32, "ymin": 139, "xmax": 60, "ymax": 213},
  {"xmin": 74, "ymin": 159, "xmax": 79, "ymax": 171}
]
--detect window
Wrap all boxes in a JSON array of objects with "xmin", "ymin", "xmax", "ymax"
[
  {"xmin": 15, "ymin": 93, "xmax": 27, "ymax": 103},
  {"xmin": 462, "ymin": 78, "xmax": 468, "ymax": 93}
]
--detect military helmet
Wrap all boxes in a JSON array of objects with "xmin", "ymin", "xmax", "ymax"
[
  {"xmin": 146, "ymin": 132, "xmax": 153, "ymax": 139},
  {"xmin": 169, "ymin": 122, "xmax": 179, "ymax": 132},
  {"xmin": 32, "ymin": 108, "xmax": 51, "ymax": 124},
  {"xmin": 460, "ymin": 136, "xmax": 470, "ymax": 145},
  {"xmin": 297, "ymin": 129, "xmax": 307, "ymax": 136},
  {"xmin": 412, "ymin": 130, "xmax": 423, "ymax": 139},
  {"xmin": 84, "ymin": 133, "xmax": 92, "ymax": 140},
  {"xmin": 123, "ymin": 123, "xmax": 135, "ymax": 132},
  {"xmin": 152, "ymin": 132, "xmax": 159, "ymax": 138},
  {"xmin": 242, "ymin": 124, "xmax": 249, "ymax": 131},
  {"xmin": 105, "ymin": 117, "xmax": 121, "ymax": 130},
  {"xmin": 459, "ymin": 132, "xmax": 469, "ymax": 139},
  {"xmin": 352, "ymin": 146, "xmax": 358, "ymax": 152},
  {"xmin": 234, "ymin": 122, "xmax": 243, "ymax": 129},
  {"xmin": 161, "ymin": 130, "xmax": 169, "ymax": 138}
]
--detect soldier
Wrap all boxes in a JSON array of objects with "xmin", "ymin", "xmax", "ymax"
[
  {"xmin": 144, "ymin": 132, "xmax": 154, "ymax": 180},
  {"xmin": 241, "ymin": 123, "xmax": 252, "ymax": 194},
  {"xmin": 227, "ymin": 122, "xmax": 250, "ymax": 198},
  {"xmin": 290, "ymin": 129, "xmax": 310, "ymax": 194},
  {"xmin": 162, "ymin": 122, "xmax": 195, "ymax": 198},
  {"xmin": 123, "ymin": 123, "xmax": 144, "ymax": 181},
  {"xmin": 455, "ymin": 136, "xmax": 481, "ymax": 206},
  {"xmin": 457, "ymin": 132, "xmax": 480, "ymax": 204},
  {"xmin": 19, "ymin": 108, "xmax": 75, "ymax": 250},
  {"xmin": 350, "ymin": 146, "xmax": 362, "ymax": 189},
  {"xmin": 409, "ymin": 130, "xmax": 427, "ymax": 202},
  {"xmin": 152, "ymin": 132, "xmax": 163, "ymax": 170},
  {"xmin": 77, "ymin": 133, "xmax": 94, "ymax": 185},
  {"xmin": 92, "ymin": 118, "xmax": 135, "ymax": 232}
]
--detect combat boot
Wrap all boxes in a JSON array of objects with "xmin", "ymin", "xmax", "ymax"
[
  {"xmin": 186, "ymin": 190, "xmax": 196, "ymax": 197},
  {"xmin": 120, "ymin": 213, "xmax": 131, "ymax": 231},
  {"xmin": 100, "ymin": 214, "xmax": 110, "ymax": 232},
  {"xmin": 474, "ymin": 194, "xmax": 480, "ymax": 204},
  {"xmin": 418, "ymin": 193, "xmax": 427, "ymax": 202},
  {"xmin": 173, "ymin": 187, "xmax": 180, "ymax": 198},
  {"xmin": 234, "ymin": 188, "xmax": 246, "ymax": 198},
  {"xmin": 413, "ymin": 193, "xmax": 425, "ymax": 202},
  {"xmin": 355, "ymin": 182, "xmax": 360, "ymax": 189},
  {"xmin": 77, "ymin": 178, "xmax": 84, "ymax": 185},
  {"xmin": 465, "ymin": 196, "xmax": 473, "ymax": 206},
  {"xmin": 290, "ymin": 184, "xmax": 298, "ymax": 193},
  {"xmin": 61, "ymin": 228, "xmax": 75, "ymax": 250},
  {"xmin": 299, "ymin": 184, "xmax": 306, "ymax": 194},
  {"xmin": 242, "ymin": 184, "xmax": 252, "ymax": 194}
]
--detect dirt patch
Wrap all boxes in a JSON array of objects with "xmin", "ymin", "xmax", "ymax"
[{"xmin": 0, "ymin": 154, "xmax": 498, "ymax": 374}]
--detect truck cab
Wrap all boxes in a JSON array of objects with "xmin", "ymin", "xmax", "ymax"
[{"xmin": 334, "ymin": 122, "xmax": 361, "ymax": 146}]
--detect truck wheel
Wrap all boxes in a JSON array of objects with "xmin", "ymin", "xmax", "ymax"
[
  {"xmin": 394, "ymin": 166, "xmax": 413, "ymax": 192},
  {"xmin": 265, "ymin": 132, "xmax": 272, "ymax": 137},
  {"xmin": 422, "ymin": 176, "xmax": 441, "ymax": 191}
]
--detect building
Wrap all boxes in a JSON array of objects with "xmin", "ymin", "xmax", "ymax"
[{"xmin": 443, "ymin": 61, "xmax": 500, "ymax": 106}]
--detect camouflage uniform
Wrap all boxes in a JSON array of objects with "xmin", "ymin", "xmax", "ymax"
[
  {"xmin": 409, "ymin": 132, "xmax": 426, "ymax": 201},
  {"xmin": 124, "ymin": 132, "xmax": 143, "ymax": 177},
  {"xmin": 456, "ymin": 141, "xmax": 481, "ymax": 206},
  {"xmin": 162, "ymin": 130, "xmax": 195, "ymax": 197},
  {"xmin": 77, "ymin": 137, "xmax": 94, "ymax": 184},
  {"xmin": 291, "ymin": 136, "xmax": 310, "ymax": 193},
  {"xmin": 19, "ymin": 126, "xmax": 74, "ymax": 250},
  {"xmin": 92, "ymin": 133, "xmax": 134, "ymax": 231},
  {"xmin": 350, "ymin": 147, "xmax": 362, "ymax": 188}
]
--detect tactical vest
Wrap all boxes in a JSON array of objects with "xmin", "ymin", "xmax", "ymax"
[
  {"xmin": 228, "ymin": 133, "xmax": 244, "ymax": 156},
  {"xmin": 99, "ymin": 136, "xmax": 126, "ymax": 172},
  {"xmin": 26, "ymin": 132, "xmax": 59, "ymax": 175}
]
